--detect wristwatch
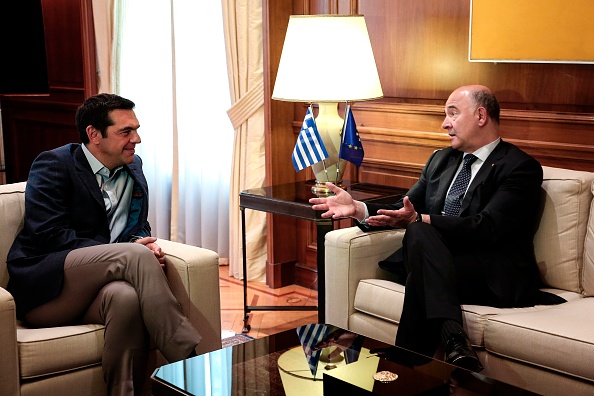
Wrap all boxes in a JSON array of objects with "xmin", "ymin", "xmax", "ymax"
[
  {"xmin": 129, "ymin": 235, "xmax": 143, "ymax": 243},
  {"xmin": 414, "ymin": 212, "xmax": 422, "ymax": 223}
]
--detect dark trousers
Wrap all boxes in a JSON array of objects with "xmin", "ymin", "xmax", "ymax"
[
  {"xmin": 25, "ymin": 243, "xmax": 202, "ymax": 396},
  {"xmin": 395, "ymin": 222, "xmax": 497, "ymax": 357}
]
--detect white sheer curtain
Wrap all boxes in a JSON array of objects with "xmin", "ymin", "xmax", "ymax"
[
  {"xmin": 223, "ymin": 0, "xmax": 267, "ymax": 281},
  {"xmin": 114, "ymin": 0, "xmax": 233, "ymax": 261}
]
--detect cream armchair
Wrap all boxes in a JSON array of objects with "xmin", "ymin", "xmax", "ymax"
[
  {"xmin": 0, "ymin": 182, "xmax": 222, "ymax": 396},
  {"xmin": 324, "ymin": 166, "xmax": 594, "ymax": 395}
]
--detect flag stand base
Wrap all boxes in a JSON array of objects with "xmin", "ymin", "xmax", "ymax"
[{"xmin": 311, "ymin": 181, "xmax": 344, "ymax": 196}]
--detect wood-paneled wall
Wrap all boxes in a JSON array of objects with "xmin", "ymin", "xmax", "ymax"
[
  {"xmin": 263, "ymin": 0, "xmax": 594, "ymax": 289},
  {"xmin": 0, "ymin": 0, "xmax": 96, "ymax": 183}
]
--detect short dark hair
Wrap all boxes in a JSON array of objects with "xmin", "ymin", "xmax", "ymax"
[
  {"xmin": 75, "ymin": 93, "xmax": 135, "ymax": 143},
  {"xmin": 470, "ymin": 90, "xmax": 500, "ymax": 125}
]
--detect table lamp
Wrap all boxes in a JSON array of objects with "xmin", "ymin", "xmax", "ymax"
[{"xmin": 272, "ymin": 15, "xmax": 383, "ymax": 195}]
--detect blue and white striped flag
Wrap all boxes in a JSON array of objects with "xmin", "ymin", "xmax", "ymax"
[
  {"xmin": 292, "ymin": 108, "xmax": 328, "ymax": 172},
  {"xmin": 296, "ymin": 323, "xmax": 331, "ymax": 378}
]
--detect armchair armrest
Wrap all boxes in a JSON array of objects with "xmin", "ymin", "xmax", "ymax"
[
  {"xmin": 158, "ymin": 239, "xmax": 222, "ymax": 355},
  {"xmin": 324, "ymin": 227, "xmax": 405, "ymax": 329},
  {"xmin": 0, "ymin": 287, "xmax": 20, "ymax": 396}
]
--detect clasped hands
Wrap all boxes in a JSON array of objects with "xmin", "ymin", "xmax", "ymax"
[
  {"xmin": 309, "ymin": 182, "xmax": 418, "ymax": 228},
  {"xmin": 132, "ymin": 236, "xmax": 166, "ymax": 267}
]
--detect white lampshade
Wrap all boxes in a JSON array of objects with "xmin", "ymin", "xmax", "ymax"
[{"xmin": 272, "ymin": 15, "xmax": 383, "ymax": 102}]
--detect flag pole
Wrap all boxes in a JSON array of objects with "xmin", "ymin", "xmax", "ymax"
[
  {"xmin": 337, "ymin": 101, "xmax": 350, "ymax": 183},
  {"xmin": 310, "ymin": 103, "xmax": 330, "ymax": 182}
]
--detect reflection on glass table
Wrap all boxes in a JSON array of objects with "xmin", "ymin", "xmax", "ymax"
[
  {"xmin": 151, "ymin": 324, "xmax": 537, "ymax": 396},
  {"xmin": 153, "ymin": 347, "xmax": 233, "ymax": 395},
  {"xmin": 152, "ymin": 324, "xmax": 365, "ymax": 395}
]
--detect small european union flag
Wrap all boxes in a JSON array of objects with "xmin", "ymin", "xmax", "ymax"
[{"xmin": 339, "ymin": 105, "xmax": 364, "ymax": 167}]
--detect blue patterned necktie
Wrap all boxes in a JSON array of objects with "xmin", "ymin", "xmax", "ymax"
[{"xmin": 443, "ymin": 154, "xmax": 478, "ymax": 216}]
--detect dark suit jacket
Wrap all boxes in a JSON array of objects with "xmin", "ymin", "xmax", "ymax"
[
  {"xmin": 7, "ymin": 143, "xmax": 151, "ymax": 318},
  {"xmin": 367, "ymin": 140, "xmax": 544, "ymax": 307}
]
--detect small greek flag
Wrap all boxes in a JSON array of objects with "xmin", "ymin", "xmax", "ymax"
[
  {"xmin": 292, "ymin": 108, "xmax": 328, "ymax": 172},
  {"xmin": 296, "ymin": 324, "xmax": 331, "ymax": 378}
]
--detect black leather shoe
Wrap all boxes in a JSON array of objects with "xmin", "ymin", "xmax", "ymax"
[{"xmin": 445, "ymin": 333, "xmax": 483, "ymax": 373}]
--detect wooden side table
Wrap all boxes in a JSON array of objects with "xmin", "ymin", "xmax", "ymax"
[{"xmin": 239, "ymin": 180, "xmax": 405, "ymax": 332}]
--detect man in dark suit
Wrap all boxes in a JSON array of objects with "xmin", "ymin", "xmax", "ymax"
[
  {"xmin": 7, "ymin": 94, "xmax": 202, "ymax": 395},
  {"xmin": 310, "ymin": 85, "xmax": 544, "ymax": 372}
]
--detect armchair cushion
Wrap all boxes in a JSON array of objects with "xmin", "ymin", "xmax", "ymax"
[
  {"xmin": 17, "ymin": 324, "xmax": 104, "ymax": 380},
  {"xmin": 484, "ymin": 298, "xmax": 594, "ymax": 382},
  {"xmin": 580, "ymin": 180, "xmax": 594, "ymax": 296},
  {"xmin": 533, "ymin": 167, "xmax": 594, "ymax": 293},
  {"xmin": 0, "ymin": 182, "xmax": 25, "ymax": 289},
  {"xmin": 354, "ymin": 279, "xmax": 404, "ymax": 324}
]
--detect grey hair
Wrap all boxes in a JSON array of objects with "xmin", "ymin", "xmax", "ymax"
[{"xmin": 470, "ymin": 90, "xmax": 500, "ymax": 125}]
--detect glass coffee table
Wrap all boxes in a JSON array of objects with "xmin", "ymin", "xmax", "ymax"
[{"xmin": 151, "ymin": 323, "xmax": 536, "ymax": 395}]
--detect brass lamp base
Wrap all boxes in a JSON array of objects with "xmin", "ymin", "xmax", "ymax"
[{"xmin": 311, "ymin": 180, "xmax": 344, "ymax": 196}]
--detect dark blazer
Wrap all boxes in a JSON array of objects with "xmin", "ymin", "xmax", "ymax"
[
  {"xmin": 367, "ymin": 140, "xmax": 544, "ymax": 307},
  {"xmin": 7, "ymin": 143, "xmax": 151, "ymax": 318}
]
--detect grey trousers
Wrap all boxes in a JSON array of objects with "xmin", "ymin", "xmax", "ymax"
[{"xmin": 25, "ymin": 243, "xmax": 202, "ymax": 396}]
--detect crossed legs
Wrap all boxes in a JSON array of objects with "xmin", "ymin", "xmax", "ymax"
[{"xmin": 25, "ymin": 243, "xmax": 202, "ymax": 396}]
